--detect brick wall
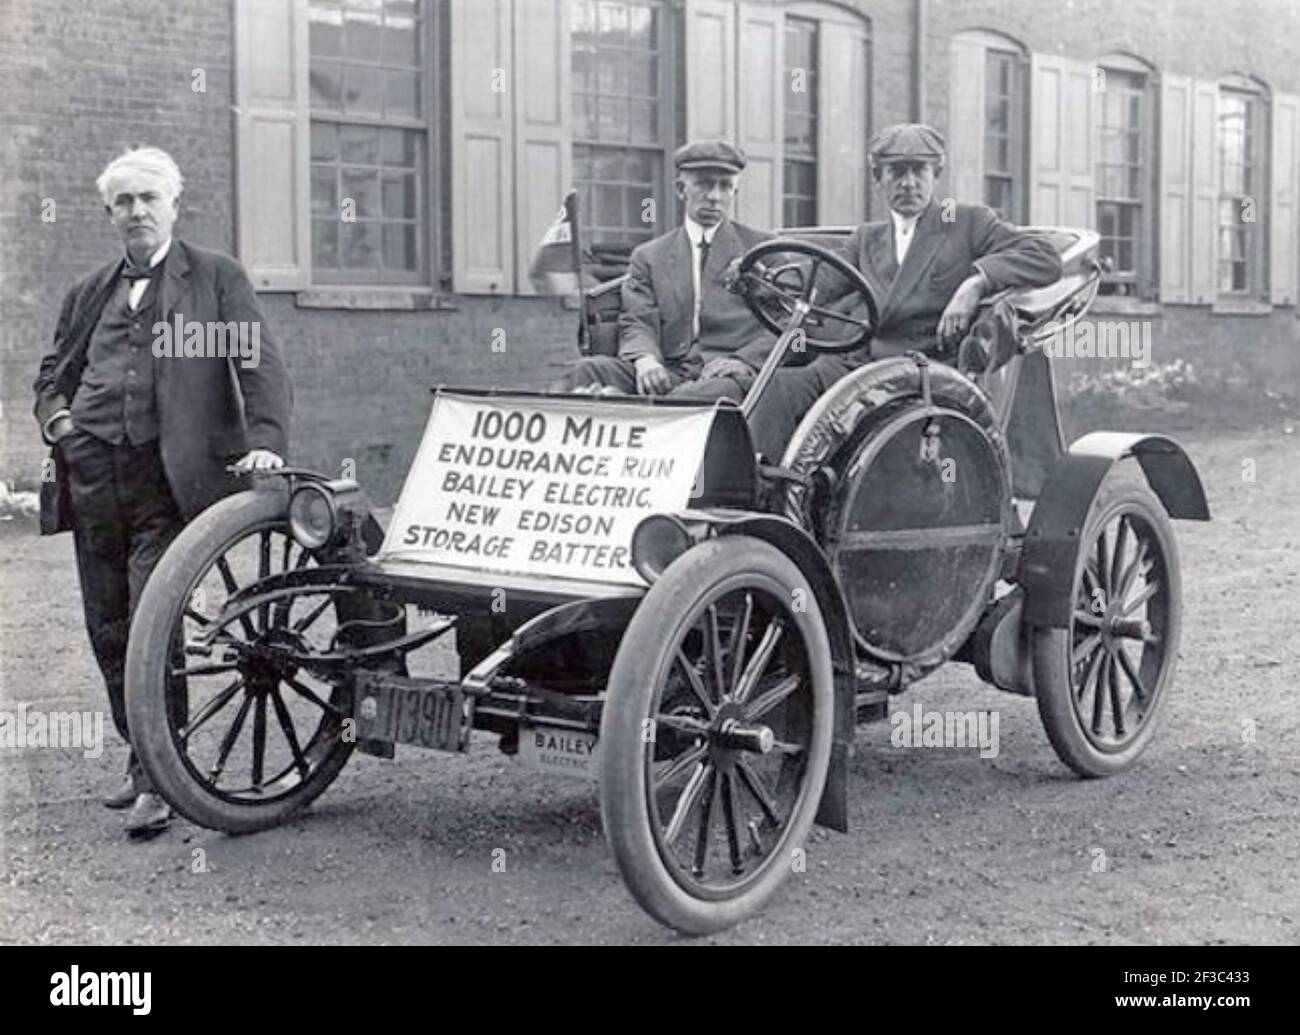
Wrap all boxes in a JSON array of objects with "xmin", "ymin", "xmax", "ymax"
[{"xmin": 0, "ymin": 0, "xmax": 235, "ymax": 487}]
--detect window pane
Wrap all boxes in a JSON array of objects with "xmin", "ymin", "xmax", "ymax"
[
  {"xmin": 342, "ymin": 222, "xmax": 380, "ymax": 269},
  {"xmin": 345, "ymin": 65, "xmax": 384, "ymax": 114},
  {"xmin": 596, "ymin": 184, "xmax": 623, "ymax": 227},
  {"xmin": 382, "ymin": 173, "xmax": 416, "ymax": 218},
  {"xmin": 599, "ymin": 2, "xmax": 629, "ymax": 42},
  {"xmin": 345, "ymin": 9, "xmax": 382, "ymax": 61},
  {"xmin": 311, "ymin": 167, "xmax": 337, "ymax": 216},
  {"xmin": 309, "ymin": 6, "xmax": 343, "ymax": 58},
  {"xmin": 386, "ymin": 69, "xmax": 419, "ymax": 117},
  {"xmin": 628, "ymin": 55, "xmax": 656, "ymax": 97},
  {"xmin": 340, "ymin": 124, "xmax": 381, "ymax": 164},
  {"xmin": 310, "ymin": 61, "xmax": 344, "ymax": 110},
  {"xmin": 598, "ymin": 97, "xmax": 626, "ymax": 139},
  {"xmin": 382, "ymin": 223, "xmax": 417, "ymax": 270},
  {"xmin": 597, "ymin": 51, "xmax": 627, "ymax": 94},
  {"xmin": 628, "ymin": 100, "xmax": 656, "ymax": 142},
  {"xmin": 380, "ymin": 127, "xmax": 417, "ymax": 166},
  {"xmin": 628, "ymin": 3, "xmax": 656, "ymax": 48},
  {"xmin": 341, "ymin": 168, "xmax": 381, "ymax": 218},
  {"xmin": 311, "ymin": 122, "xmax": 339, "ymax": 161},
  {"xmin": 313, "ymin": 220, "xmax": 340, "ymax": 267},
  {"xmin": 383, "ymin": 15, "xmax": 418, "ymax": 66}
]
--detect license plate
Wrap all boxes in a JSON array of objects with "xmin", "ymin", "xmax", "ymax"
[
  {"xmin": 353, "ymin": 672, "xmax": 473, "ymax": 752},
  {"xmin": 518, "ymin": 726, "xmax": 600, "ymax": 780}
]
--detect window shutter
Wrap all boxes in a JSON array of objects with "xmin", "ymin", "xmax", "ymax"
[
  {"xmin": 735, "ymin": 3, "xmax": 782, "ymax": 229},
  {"xmin": 817, "ymin": 19, "xmax": 868, "ymax": 225},
  {"xmin": 1030, "ymin": 54, "xmax": 1094, "ymax": 226},
  {"xmin": 1159, "ymin": 74, "xmax": 1193, "ymax": 303},
  {"xmin": 512, "ymin": 0, "xmax": 572, "ymax": 295},
  {"xmin": 686, "ymin": 0, "xmax": 736, "ymax": 142},
  {"xmin": 1189, "ymin": 79, "xmax": 1220, "ymax": 304},
  {"xmin": 234, "ymin": 0, "xmax": 309, "ymax": 291},
  {"xmin": 1270, "ymin": 92, "xmax": 1299, "ymax": 305},
  {"xmin": 947, "ymin": 35, "xmax": 986, "ymax": 211},
  {"xmin": 450, "ymin": 0, "xmax": 514, "ymax": 294}
]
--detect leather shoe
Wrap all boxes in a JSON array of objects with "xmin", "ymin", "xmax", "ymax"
[
  {"xmin": 124, "ymin": 792, "xmax": 172, "ymax": 837},
  {"xmin": 103, "ymin": 774, "xmax": 138, "ymax": 810}
]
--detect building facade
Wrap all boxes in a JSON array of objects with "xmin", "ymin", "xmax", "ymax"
[{"xmin": 3, "ymin": 0, "xmax": 1298, "ymax": 502}]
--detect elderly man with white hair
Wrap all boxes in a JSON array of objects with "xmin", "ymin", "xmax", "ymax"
[{"xmin": 33, "ymin": 146, "xmax": 292, "ymax": 837}]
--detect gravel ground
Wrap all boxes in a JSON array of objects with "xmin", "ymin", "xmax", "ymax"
[{"xmin": 1, "ymin": 428, "xmax": 1297, "ymax": 945}]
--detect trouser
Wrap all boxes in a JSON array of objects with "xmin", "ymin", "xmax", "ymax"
[
  {"xmin": 746, "ymin": 353, "xmax": 859, "ymax": 463},
  {"xmin": 60, "ymin": 431, "xmax": 188, "ymax": 792},
  {"xmin": 746, "ymin": 334, "xmax": 947, "ymax": 462},
  {"xmin": 551, "ymin": 354, "xmax": 751, "ymax": 403}
]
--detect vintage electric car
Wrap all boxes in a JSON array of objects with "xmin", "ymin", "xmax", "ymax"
[{"xmin": 125, "ymin": 228, "xmax": 1209, "ymax": 935}]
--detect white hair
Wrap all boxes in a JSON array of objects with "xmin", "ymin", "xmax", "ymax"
[{"xmin": 96, "ymin": 146, "xmax": 184, "ymax": 205}]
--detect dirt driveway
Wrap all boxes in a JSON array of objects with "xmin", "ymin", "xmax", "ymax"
[{"xmin": 2, "ymin": 429, "xmax": 1297, "ymax": 945}]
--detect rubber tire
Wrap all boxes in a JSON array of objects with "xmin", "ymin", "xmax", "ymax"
[
  {"xmin": 125, "ymin": 489, "xmax": 355, "ymax": 833},
  {"xmin": 599, "ymin": 536, "xmax": 835, "ymax": 935},
  {"xmin": 1033, "ymin": 479, "xmax": 1182, "ymax": 778}
]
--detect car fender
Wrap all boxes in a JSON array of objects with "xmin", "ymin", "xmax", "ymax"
[{"xmin": 1019, "ymin": 432, "xmax": 1209, "ymax": 628}]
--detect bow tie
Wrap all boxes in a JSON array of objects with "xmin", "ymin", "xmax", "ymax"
[{"xmin": 122, "ymin": 263, "xmax": 155, "ymax": 282}]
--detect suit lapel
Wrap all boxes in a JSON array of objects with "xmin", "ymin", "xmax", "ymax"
[
  {"xmin": 859, "ymin": 223, "xmax": 897, "ymax": 308},
  {"xmin": 53, "ymin": 258, "xmax": 122, "ymax": 392},
  {"xmin": 158, "ymin": 239, "xmax": 191, "ymax": 329},
  {"xmin": 885, "ymin": 202, "xmax": 947, "ymax": 317},
  {"xmin": 667, "ymin": 226, "xmax": 691, "ymax": 328}
]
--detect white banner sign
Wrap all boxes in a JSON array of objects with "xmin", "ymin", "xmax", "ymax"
[{"xmin": 379, "ymin": 393, "xmax": 718, "ymax": 585}]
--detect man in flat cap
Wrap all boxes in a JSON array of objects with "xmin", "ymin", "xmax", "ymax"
[
  {"xmin": 747, "ymin": 122, "xmax": 1062, "ymax": 462},
  {"xmin": 554, "ymin": 140, "xmax": 774, "ymax": 401}
]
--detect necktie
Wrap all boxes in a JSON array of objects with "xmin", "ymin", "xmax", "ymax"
[
  {"xmin": 122, "ymin": 264, "xmax": 154, "ymax": 282},
  {"xmin": 694, "ymin": 235, "xmax": 711, "ymax": 341}
]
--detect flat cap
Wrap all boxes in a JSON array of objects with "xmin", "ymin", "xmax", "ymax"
[
  {"xmin": 869, "ymin": 123, "xmax": 947, "ymax": 165},
  {"xmin": 674, "ymin": 140, "xmax": 747, "ymax": 174}
]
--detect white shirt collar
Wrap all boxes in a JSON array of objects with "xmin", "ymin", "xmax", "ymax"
[
  {"xmin": 889, "ymin": 210, "xmax": 920, "ymax": 238},
  {"xmin": 685, "ymin": 217, "xmax": 720, "ymax": 247}
]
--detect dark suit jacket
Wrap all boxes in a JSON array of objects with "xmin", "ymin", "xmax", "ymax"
[
  {"xmin": 33, "ymin": 239, "xmax": 292, "ymax": 533},
  {"xmin": 617, "ymin": 219, "xmax": 775, "ymax": 375},
  {"xmin": 838, "ymin": 201, "xmax": 1062, "ymax": 354}
]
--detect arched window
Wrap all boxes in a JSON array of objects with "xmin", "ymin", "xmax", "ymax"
[
  {"xmin": 948, "ymin": 29, "xmax": 1029, "ymax": 221},
  {"xmin": 1217, "ymin": 73, "xmax": 1270, "ymax": 297},
  {"xmin": 1094, "ymin": 53, "xmax": 1157, "ymax": 298}
]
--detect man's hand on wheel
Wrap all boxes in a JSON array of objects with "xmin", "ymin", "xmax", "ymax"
[
  {"xmin": 699, "ymin": 357, "xmax": 752, "ymax": 382},
  {"xmin": 232, "ymin": 449, "xmax": 286, "ymax": 472},
  {"xmin": 634, "ymin": 356, "xmax": 673, "ymax": 395},
  {"xmin": 938, "ymin": 275, "xmax": 985, "ymax": 345}
]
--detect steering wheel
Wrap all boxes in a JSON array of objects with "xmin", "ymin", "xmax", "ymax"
[{"xmin": 735, "ymin": 238, "xmax": 879, "ymax": 353}]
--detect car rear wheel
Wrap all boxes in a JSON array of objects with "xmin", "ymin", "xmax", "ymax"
[
  {"xmin": 600, "ymin": 536, "xmax": 834, "ymax": 935},
  {"xmin": 1033, "ymin": 480, "xmax": 1182, "ymax": 777}
]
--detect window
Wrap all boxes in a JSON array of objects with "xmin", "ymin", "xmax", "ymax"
[
  {"xmin": 1095, "ymin": 58, "xmax": 1154, "ymax": 297},
  {"xmin": 984, "ymin": 48, "xmax": 1025, "ymax": 220},
  {"xmin": 949, "ymin": 31, "xmax": 1027, "ymax": 223},
  {"xmin": 782, "ymin": 17, "xmax": 818, "ymax": 227},
  {"xmin": 572, "ymin": 0, "xmax": 669, "ymax": 249},
  {"xmin": 307, "ymin": 0, "xmax": 428, "ymax": 285},
  {"xmin": 1218, "ymin": 81, "xmax": 1267, "ymax": 296}
]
